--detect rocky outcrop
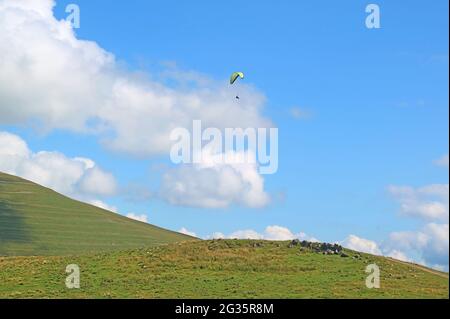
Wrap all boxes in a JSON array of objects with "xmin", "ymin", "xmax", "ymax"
[{"xmin": 288, "ymin": 240, "xmax": 348, "ymax": 257}]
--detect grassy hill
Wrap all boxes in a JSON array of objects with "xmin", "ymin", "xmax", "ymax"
[
  {"xmin": 0, "ymin": 172, "xmax": 195, "ymax": 256},
  {"xmin": 0, "ymin": 240, "xmax": 448, "ymax": 298},
  {"xmin": 0, "ymin": 171, "xmax": 448, "ymax": 298}
]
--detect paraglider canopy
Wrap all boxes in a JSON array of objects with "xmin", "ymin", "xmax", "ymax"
[{"xmin": 230, "ymin": 72, "xmax": 244, "ymax": 85}]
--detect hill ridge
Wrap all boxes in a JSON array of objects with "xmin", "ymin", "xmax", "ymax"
[
  {"xmin": 0, "ymin": 239, "xmax": 447, "ymax": 298},
  {"xmin": 0, "ymin": 171, "xmax": 195, "ymax": 256}
]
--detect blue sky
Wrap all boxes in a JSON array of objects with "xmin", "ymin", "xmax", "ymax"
[{"xmin": 0, "ymin": 0, "xmax": 448, "ymax": 268}]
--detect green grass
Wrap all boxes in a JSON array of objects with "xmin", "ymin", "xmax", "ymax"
[
  {"xmin": 0, "ymin": 240, "xmax": 448, "ymax": 298},
  {"xmin": 0, "ymin": 172, "xmax": 195, "ymax": 256},
  {"xmin": 0, "ymin": 171, "xmax": 448, "ymax": 298}
]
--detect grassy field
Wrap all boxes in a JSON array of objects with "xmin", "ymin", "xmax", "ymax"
[
  {"xmin": 0, "ymin": 171, "xmax": 448, "ymax": 298},
  {"xmin": 0, "ymin": 240, "xmax": 448, "ymax": 298},
  {"xmin": 0, "ymin": 172, "xmax": 195, "ymax": 256}
]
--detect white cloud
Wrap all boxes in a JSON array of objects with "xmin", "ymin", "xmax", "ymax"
[
  {"xmin": 209, "ymin": 232, "xmax": 225, "ymax": 239},
  {"xmin": 386, "ymin": 180, "xmax": 449, "ymax": 270},
  {"xmin": 77, "ymin": 167, "xmax": 117, "ymax": 196},
  {"xmin": 89, "ymin": 202, "xmax": 149, "ymax": 224},
  {"xmin": 126, "ymin": 213, "xmax": 148, "ymax": 223},
  {"xmin": 433, "ymin": 154, "xmax": 449, "ymax": 168},
  {"xmin": 264, "ymin": 225, "xmax": 296, "ymax": 240},
  {"xmin": 0, "ymin": 131, "xmax": 118, "ymax": 200},
  {"xmin": 341, "ymin": 235, "xmax": 382, "ymax": 255},
  {"xmin": 384, "ymin": 223, "xmax": 449, "ymax": 269},
  {"xmin": 386, "ymin": 250, "xmax": 412, "ymax": 262},
  {"xmin": 0, "ymin": 0, "xmax": 272, "ymax": 211},
  {"xmin": 88, "ymin": 201, "xmax": 150, "ymax": 224},
  {"xmin": 89, "ymin": 199, "xmax": 118, "ymax": 213},
  {"xmin": 388, "ymin": 184, "xmax": 449, "ymax": 221},
  {"xmin": 227, "ymin": 229, "xmax": 264, "ymax": 240},
  {"xmin": 0, "ymin": 0, "xmax": 271, "ymax": 157},
  {"xmin": 0, "ymin": 131, "xmax": 30, "ymax": 157},
  {"xmin": 160, "ymin": 149, "xmax": 270, "ymax": 208},
  {"xmin": 422, "ymin": 223, "xmax": 449, "ymax": 266},
  {"xmin": 0, "ymin": 0, "xmax": 114, "ymax": 132},
  {"xmin": 0, "ymin": 131, "xmax": 31, "ymax": 173},
  {"xmin": 178, "ymin": 227, "xmax": 197, "ymax": 237},
  {"xmin": 387, "ymin": 230, "xmax": 428, "ymax": 251},
  {"xmin": 208, "ymin": 225, "xmax": 318, "ymax": 241}
]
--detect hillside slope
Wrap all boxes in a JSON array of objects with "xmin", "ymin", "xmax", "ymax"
[
  {"xmin": 0, "ymin": 240, "xmax": 447, "ymax": 298},
  {"xmin": 0, "ymin": 172, "xmax": 195, "ymax": 256}
]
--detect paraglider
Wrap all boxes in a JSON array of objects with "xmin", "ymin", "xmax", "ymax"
[
  {"xmin": 230, "ymin": 72, "xmax": 244, "ymax": 85},
  {"xmin": 230, "ymin": 72, "xmax": 244, "ymax": 99}
]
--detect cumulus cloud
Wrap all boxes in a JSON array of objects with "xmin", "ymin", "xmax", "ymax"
[
  {"xmin": 178, "ymin": 227, "xmax": 197, "ymax": 237},
  {"xmin": 209, "ymin": 232, "xmax": 226, "ymax": 239},
  {"xmin": 226, "ymin": 229, "xmax": 264, "ymax": 240},
  {"xmin": 0, "ymin": 0, "xmax": 271, "ymax": 157},
  {"xmin": 126, "ymin": 213, "xmax": 148, "ymax": 223},
  {"xmin": 208, "ymin": 225, "xmax": 319, "ymax": 241},
  {"xmin": 88, "ymin": 199, "xmax": 118, "ymax": 213},
  {"xmin": 160, "ymin": 149, "xmax": 270, "ymax": 208},
  {"xmin": 386, "ymin": 250, "xmax": 412, "ymax": 262},
  {"xmin": 421, "ymin": 223, "xmax": 449, "ymax": 266},
  {"xmin": 264, "ymin": 225, "xmax": 298, "ymax": 240},
  {"xmin": 388, "ymin": 184, "xmax": 449, "ymax": 221},
  {"xmin": 0, "ymin": 0, "xmax": 274, "ymax": 210},
  {"xmin": 386, "ymin": 181, "xmax": 449, "ymax": 270},
  {"xmin": 0, "ymin": 0, "xmax": 114, "ymax": 132},
  {"xmin": 0, "ymin": 131, "xmax": 31, "ymax": 172},
  {"xmin": 0, "ymin": 131, "xmax": 117, "ymax": 199},
  {"xmin": 387, "ymin": 230, "xmax": 428, "ymax": 252},
  {"xmin": 77, "ymin": 167, "xmax": 117, "ymax": 196},
  {"xmin": 384, "ymin": 223, "xmax": 449, "ymax": 269},
  {"xmin": 341, "ymin": 235, "xmax": 382, "ymax": 255},
  {"xmin": 88, "ymin": 201, "xmax": 149, "ymax": 224}
]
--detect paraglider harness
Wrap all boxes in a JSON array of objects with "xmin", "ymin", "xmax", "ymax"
[{"xmin": 230, "ymin": 72, "xmax": 244, "ymax": 100}]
